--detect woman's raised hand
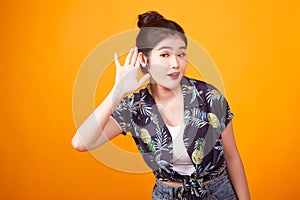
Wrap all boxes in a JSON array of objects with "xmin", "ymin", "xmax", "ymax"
[{"xmin": 114, "ymin": 47, "xmax": 150, "ymax": 96}]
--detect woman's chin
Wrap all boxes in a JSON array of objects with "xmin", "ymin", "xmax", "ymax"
[{"xmin": 149, "ymin": 75, "xmax": 182, "ymax": 90}]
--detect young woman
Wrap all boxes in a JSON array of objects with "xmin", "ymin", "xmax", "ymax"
[{"xmin": 72, "ymin": 11, "xmax": 250, "ymax": 200}]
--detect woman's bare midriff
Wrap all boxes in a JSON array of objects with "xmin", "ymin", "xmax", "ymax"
[
  {"xmin": 161, "ymin": 181, "xmax": 183, "ymax": 188},
  {"xmin": 161, "ymin": 179, "xmax": 212, "ymax": 188}
]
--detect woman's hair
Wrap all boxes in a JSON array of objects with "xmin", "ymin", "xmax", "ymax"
[{"xmin": 136, "ymin": 11, "xmax": 187, "ymax": 71}]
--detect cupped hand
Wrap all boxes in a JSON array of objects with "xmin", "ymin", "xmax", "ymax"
[{"xmin": 114, "ymin": 47, "xmax": 150, "ymax": 96}]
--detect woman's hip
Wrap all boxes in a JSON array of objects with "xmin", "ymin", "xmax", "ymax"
[{"xmin": 152, "ymin": 170, "xmax": 237, "ymax": 200}]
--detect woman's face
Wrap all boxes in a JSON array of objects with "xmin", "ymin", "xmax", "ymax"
[{"xmin": 146, "ymin": 35, "xmax": 187, "ymax": 90}]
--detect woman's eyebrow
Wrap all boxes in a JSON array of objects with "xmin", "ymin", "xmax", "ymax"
[{"xmin": 156, "ymin": 46, "xmax": 186, "ymax": 51}]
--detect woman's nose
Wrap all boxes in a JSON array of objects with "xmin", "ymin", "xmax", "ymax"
[{"xmin": 170, "ymin": 54, "xmax": 179, "ymax": 69}]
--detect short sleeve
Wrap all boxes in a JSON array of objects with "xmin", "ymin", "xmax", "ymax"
[
  {"xmin": 205, "ymin": 84, "xmax": 234, "ymax": 133},
  {"xmin": 223, "ymin": 96, "xmax": 234, "ymax": 127},
  {"xmin": 111, "ymin": 96, "xmax": 133, "ymax": 135}
]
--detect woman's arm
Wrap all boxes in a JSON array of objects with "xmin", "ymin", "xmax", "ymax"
[
  {"xmin": 222, "ymin": 121, "xmax": 251, "ymax": 200},
  {"xmin": 71, "ymin": 88, "xmax": 124, "ymax": 152},
  {"xmin": 71, "ymin": 47, "xmax": 150, "ymax": 151}
]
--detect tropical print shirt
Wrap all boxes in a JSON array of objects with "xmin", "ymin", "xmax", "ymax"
[{"xmin": 112, "ymin": 76, "xmax": 233, "ymax": 184}]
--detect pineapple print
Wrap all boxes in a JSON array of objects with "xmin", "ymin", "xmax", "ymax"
[
  {"xmin": 140, "ymin": 128, "xmax": 154, "ymax": 152},
  {"xmin": 207, "ymin": 113, "xmax": 220, "ymax": 129},
  {"xmin": 192, "ymin": 138, "xmax": 205, "ymax": 165}
]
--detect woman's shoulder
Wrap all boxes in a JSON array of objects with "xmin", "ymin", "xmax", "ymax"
[
  {"xmin": 123, "ymin": 84, "xmax": 151, "ymax": 103},
  {"xmin": 183, "ymin": 76, "xmax": 219, "ymax": 92}
]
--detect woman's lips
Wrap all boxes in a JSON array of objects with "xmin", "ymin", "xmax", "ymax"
[{"xmin": 167, "ymin": 72, "xmax": 180, "ymax": 80}]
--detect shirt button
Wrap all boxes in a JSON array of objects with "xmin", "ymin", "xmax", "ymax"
[{"xmin": 168, "ymin": 137, "xmax": 172, "ymax": 141}]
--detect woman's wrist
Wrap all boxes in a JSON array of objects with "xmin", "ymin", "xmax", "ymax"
[{"xmin": 111, "ymin": 85, "xmax": 126, "ymax": 104}]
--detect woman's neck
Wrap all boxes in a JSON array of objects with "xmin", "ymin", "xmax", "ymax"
[
  {"xmin": 151, "ymin": 83, "xmax": 184, "ymax": 126},
  {"xmin": 151, "ymin": 83, "xmax": 182, "ymax": 103}
]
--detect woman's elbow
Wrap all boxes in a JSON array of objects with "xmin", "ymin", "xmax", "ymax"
[{"xmin": 71, "ymin": 135, "xmax": 88, "ymax": 152}]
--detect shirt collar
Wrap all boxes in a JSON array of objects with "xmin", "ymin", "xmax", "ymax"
[{"xmin": 142, "ymin": 76, "xmax": 206, "ymax": 127}]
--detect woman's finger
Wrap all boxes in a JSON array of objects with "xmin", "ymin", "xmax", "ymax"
[
  {"xmin": 124, "ymin": 48, "xmax": 134, "ymax": 66},
  {"xmin": 131, "ymin": 47, "xmax": 138, "ymax": 66},
  {"xmin": 134, "ymin": 52, "xmax": 141, "ymax": 68},
  {"xmin": 114, "ymin": 53, "xmax": 120, "ymax": 68}
]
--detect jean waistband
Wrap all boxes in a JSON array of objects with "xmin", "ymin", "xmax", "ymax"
[
  {"xmin": 205, "ymin": 170, "xmax": 229, "ymax": 191},
  {"xmin": 155, "ymin": 178, "xmax": 178, "ymax": 196},
  {"xmin": 154, "ymin": 170, "xmax": 228, "ymax": 199}
]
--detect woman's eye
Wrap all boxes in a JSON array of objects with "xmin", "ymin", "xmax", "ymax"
[
  {"xmin": 160, "ymin": 53, "xmax": 170, "ymax": 57},
  {"xmin": 178, "ymin": 53, "xmax": 186, "ymax": 57}
]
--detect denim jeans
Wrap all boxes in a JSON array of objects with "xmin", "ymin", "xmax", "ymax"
[{"xmin": 152, "ymin": 170, "xmax": 237, "ymax": 200}]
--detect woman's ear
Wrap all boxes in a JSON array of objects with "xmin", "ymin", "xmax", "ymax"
[
  {"xmin": 140, "ymin": 53, "xmax": 148, "ymax": 68},
  {"xmin": 139, "ymin": 53, "xmax": 149, "ymax": 73}
]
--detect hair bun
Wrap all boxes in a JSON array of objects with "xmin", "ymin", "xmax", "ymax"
[{"xmin": 137, "ymin": 11, "xmax": 165, "ymax": 28}]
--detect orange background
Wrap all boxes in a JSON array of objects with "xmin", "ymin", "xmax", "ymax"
[{"xmin": 1, "ymin": 0, "xmax": 300, "ymax": 199}]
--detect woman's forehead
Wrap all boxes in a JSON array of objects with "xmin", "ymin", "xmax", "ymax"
[{"xmin": 153, "ymin": 35, "xmax": 186, "ymax": 51}]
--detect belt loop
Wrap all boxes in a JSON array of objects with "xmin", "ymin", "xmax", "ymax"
[{"xmin": 170, "ymin": 187, "xmax": 174, "ymax": 200}]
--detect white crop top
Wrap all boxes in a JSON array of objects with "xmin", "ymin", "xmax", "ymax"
[{"xmin": 166, "ymin": 123, "xmax": 195, "ymax": 176}]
